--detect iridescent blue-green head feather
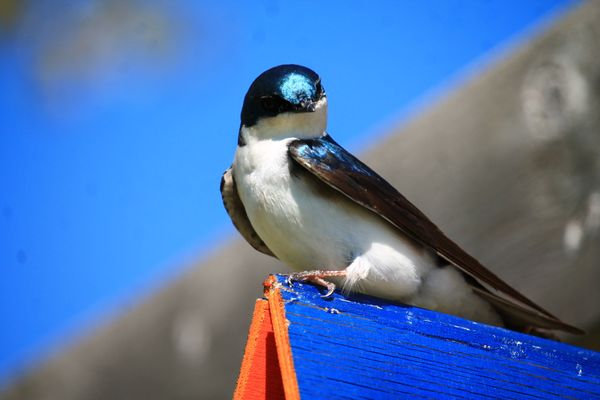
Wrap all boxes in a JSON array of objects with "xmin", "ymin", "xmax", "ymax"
[{"xmin": 240, "ymin": 64, "xmax": 326, "ymax": 128}]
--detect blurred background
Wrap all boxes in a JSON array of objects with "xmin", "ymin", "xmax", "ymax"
[{"xmin": 2, "ymin": 0, "xmax": 600, "ymax": 398}]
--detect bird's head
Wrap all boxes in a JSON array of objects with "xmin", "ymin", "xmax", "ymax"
[{"xmin": 239, "ymin": 64, "xmax": 327, "ymax": 144}]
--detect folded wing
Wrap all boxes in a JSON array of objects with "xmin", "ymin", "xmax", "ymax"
[
  {"xmin": 220, "ymin": 167, "xmax": 275, "ymax": 258},
  {"xmin": 288, "ymin": 135, "xmax": 582, "ymax": 334}
]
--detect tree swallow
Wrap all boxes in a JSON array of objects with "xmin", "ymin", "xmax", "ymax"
[{"xmin": 221, "ymin": 64, "xmax": 582, "ymax": 335}]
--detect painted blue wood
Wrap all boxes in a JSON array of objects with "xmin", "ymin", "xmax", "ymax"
[{"xmin": 272, "ymin": 274, "xmax": 600, "ymax": 399}]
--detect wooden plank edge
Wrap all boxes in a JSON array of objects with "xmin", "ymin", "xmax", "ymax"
[
  {"xmin": 263, "ymin": 275, "xmax": 301, "ymax": 400},
  {"xmin": 233, "ymin": 299, "xmax": 271, "ymax": 400}
]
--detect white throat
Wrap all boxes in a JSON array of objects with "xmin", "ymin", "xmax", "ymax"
[{"xmin": 241, "ymin": 97, "xmax": 328, "ymax": 143}]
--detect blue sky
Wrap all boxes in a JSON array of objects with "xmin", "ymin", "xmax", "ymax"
[{"xmin": 0, "ymin": 0, "xmax": 575, "ymax": 381}]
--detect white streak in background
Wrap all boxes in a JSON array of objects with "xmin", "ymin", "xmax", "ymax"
[
  {"xmin": 563, "ymin": 192, "xmax": 600, "ymax": 254},
  {"xmin": 172, "ymin": 311, "xmax": 211, "ymax": 365},
  {"xmin": 564, "ymin": 219, "xmax": 583, "ymax": 253}
]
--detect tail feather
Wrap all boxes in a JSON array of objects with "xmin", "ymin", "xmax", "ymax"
[{"xmin": 471, "ymin": 286, "xmax": 585, "ymax": 335}]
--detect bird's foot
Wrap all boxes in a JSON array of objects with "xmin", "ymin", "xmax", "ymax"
[{"xmin": 286, "ymin": 270, "xmax": 347, "ymax": 298}]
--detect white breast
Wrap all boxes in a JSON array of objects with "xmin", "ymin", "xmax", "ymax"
[{"xmin": 233, "ymin": 134, "xmax": 435, "ymax": 301}]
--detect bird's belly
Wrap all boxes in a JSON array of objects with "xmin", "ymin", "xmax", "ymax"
[
  {"xmin": 234, "ymin": 141, "xmax": 434, "ymax": 300},
  {"xmin": 258, "ymin": 179, "xmax": 434, "ymax": 298},
  {"xmin": 242, "ymin": 171, "xmax": 354, "ymax": 270}
]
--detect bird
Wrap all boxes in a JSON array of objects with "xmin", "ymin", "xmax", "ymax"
[{"xmin": 221, "ymin": 64, "xmax": 583, "ymax": 335}]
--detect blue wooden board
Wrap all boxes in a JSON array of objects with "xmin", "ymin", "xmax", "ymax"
[{"xmin": 271, "ymin": 275, "xmax": 600, "ymax": 399}]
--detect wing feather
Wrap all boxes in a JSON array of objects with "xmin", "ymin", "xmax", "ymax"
[{"xmin": 220, "ymin": 167, "xmax": 276, "ymax": 257}]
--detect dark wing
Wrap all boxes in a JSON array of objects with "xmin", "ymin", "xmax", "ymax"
[
  {"xmin": 288, "ymin": 135, "xmax": 583, "ymax": 334},
  {"xmin": 220, "ymin": 167, "xmax": 276, "ymax": 258}
]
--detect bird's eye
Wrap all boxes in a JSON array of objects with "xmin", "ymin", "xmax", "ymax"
[{"xmin": 260, "ymin": 96, "xmax": 280, "ymax": 112}]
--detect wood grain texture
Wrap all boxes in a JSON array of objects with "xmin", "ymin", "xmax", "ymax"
[{"xmin": 269, "ymin": 275, "xmax": 600, "ymax": 399}]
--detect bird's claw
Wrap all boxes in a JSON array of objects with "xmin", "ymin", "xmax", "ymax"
[
  {"xmin": 285, "ymin": 271, "xmax": 312, "ymax": 286},
  {"xmin": 321, "ymin": 280, "xmax": 336, "ymax": 298}
]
